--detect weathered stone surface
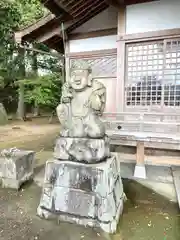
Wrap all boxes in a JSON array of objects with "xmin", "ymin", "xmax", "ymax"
[
  {"xmin": 0, "ymin": 148, "xmax": 35, "ymax": 189},
  {"xmin": 37, "ymin": 62, "xmax": 124, "ymax": 233},
  {"xmin": 42, "ymin": 155, "xmax": 121, "ymax": 195},
  {"xmin": 56, "ymin": 61, "xmax": 106, "ymax": 139},
  {"xmin": 0, "ymin": 103, "xmax": 8, "ymax": 125},
  {"xmin": 37, "ymin": 155, "xmax": 124, "ymax": 233},
  {"xmin": 54, "ymin": 136, "xmax": 110, "ymax": 163}
]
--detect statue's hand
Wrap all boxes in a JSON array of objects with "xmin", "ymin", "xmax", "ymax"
[
  {"xmin": 61, "ymin": 96, "xmax": 72, "ymax": 103},
  {"xmin": 89, "ymin": 94, "xmax": 102, "ymax": 112},
  {"xmin": 61, "ymin": 83, "xmax": 73, "ymax": 103}
]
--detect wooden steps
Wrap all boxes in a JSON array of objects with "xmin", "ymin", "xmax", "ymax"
[{"xmin": 114, "ymin": 152, "xmax": 180, "ymax": 166}]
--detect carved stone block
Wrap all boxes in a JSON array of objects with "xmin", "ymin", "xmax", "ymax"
[
  {"xmin": 54, "ymin": 136, "xmax": 110, "ymax": 163},
  {"xmin": 0, "ymin": 149, "xmax": 35, "ymax": 189},
  {"xmin": 37, "ymin": 155, "xmax": 124, "ymax": 233}
]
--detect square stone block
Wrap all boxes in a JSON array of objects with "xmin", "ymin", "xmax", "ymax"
[
  {"xmin": 40, "ymin": 186, "xmax": 96, "ymax": 218},
  {"xmin": 54, "ymin": 136, "xmax": 110, "ymax": 163},
  {"xmin": 0, "ymin": 149, "xmax": 35, "ymax": 189},
  {"xmin": 43, "ymin": 154, "xmax": 122, "ymax": 197},
  {"xmin": 37, "ymin": 154, "xmax": 124, "ymax": 233}
]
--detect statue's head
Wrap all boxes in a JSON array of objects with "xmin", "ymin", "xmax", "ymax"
[{"xmin": 70, "ymin": 60, "xmax": 92, "ymax": 91}]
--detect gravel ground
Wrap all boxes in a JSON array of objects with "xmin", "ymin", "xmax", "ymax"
[
  {"xmin": 0, "ymin": 183, "xmax": 108, "ymax": 240},
  {"xmin": 0, "ymin": 119, "xmax": 180, "ymax": 240}
]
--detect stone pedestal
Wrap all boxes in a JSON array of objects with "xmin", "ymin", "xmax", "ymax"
[
  {"xmin": 0, "ymin": 149, "xmax": 35, "ymax": 189},
  {"xmin": 37, "ymin": 154, "xmax": 124, "ymax": 233},
  {"xmin": 37, "ymin": 62, "xmax": 125, "ymax": 233},
  {"xmin": 54, "ymin": 136, "xmax": 110, "ymax": 163}
]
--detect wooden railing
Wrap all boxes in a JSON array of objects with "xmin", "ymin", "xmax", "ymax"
[
  {"xmin": 102, "ymin": 112, "xmax": 180, "ymax": 134},
  {"xmin": 102, "ymin": 112, "xmax": 180, "ymax": 173}
]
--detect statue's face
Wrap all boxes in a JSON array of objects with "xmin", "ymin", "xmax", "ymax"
[{"xmin": 70, "ymin": 70, "xmax": 89, "ymax": 91}]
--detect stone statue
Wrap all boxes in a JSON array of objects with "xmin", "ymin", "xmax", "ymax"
[
  {"xmin": 56, "ymin": 61, "xmax": 106, "ymax": 138},
  {"xmin": 37, "ymin": 60, "xmax": 125, "ymax": 233},
  {"xmin": 54, "ymin": 61, "xmax": 110, "ymax": 163}
]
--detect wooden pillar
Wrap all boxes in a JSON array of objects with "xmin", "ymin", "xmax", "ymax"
[
  {"xmin": 65, "ymin": 40, "xmax": 70, "ymax": 82},
  {"xmin": 32, "ymin": 49, "xmax": 40, "ymax": 116},
  {"xmin": 17, "ymin": 47, "xmax": 25, "ymax": 120},
  {"xmin": 136, "ymin": 141, "xmax": 145, "ymax": 165},
  {"xmin": 116, "ymin": 5, "xmax": 126, "ymax": 113},
  {"xmin": 134, "ymin": 141, "xmax": 147, "ymax": 179}
]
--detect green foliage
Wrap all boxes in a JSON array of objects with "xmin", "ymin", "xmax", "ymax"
[
  {"xmin": 0, "ymin": 0, "xmax": 46, "ymax": 89},
  {"xmin": 17, "ymin": 0, "xmax": 48, "ymax": 28},
  {"xmin": 22, "ymin": 73, "xmax": 62, "ymax": 110},
  {"xmin": 0, "ymin": 0, "xmax": 64, "ymax": 115},
  {"xmin": 0, "ymin": 0, "xmax": 21, "ymax": 88}
]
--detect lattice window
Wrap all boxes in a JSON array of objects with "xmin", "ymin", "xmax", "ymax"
[
  {"xmin": 70, "ymin": 55, "xmax": 117, "ymax": 78},
  {"xmin": 125, "ymin": 41, "xmax": 164, "ymax": 106},
  {"xmin": 164, "ymin": 40, "xmax": 180, "ymax": 106},
  {"xmin": 125, "ymin": 39, "xmax": 180, "ymax": 109}
]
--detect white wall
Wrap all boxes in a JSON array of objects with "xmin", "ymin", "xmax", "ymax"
[
  {"xmin": 69, "ymin": 0, "xmax": 180, "ymax": 53},
  {"xmin": 72, "ymin": 6, "xmax": 118, "ymax": 33},
  {"xmin": 70, "ymin": 0, "xmax": 180, "ymax": 39},
  {"xmin": 69, "ymin": 35, "xmax": 117, "ymax": 53},
  {"xmin": 126, "ymin": 0, "xmax": 180, "ymax": 34}
]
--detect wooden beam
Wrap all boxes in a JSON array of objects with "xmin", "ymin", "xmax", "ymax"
[
  {"xmin": 35, "ymin": 21, "xmax": 71, "ymax": 43},
  {"xmin": 68, "ymin": 28, "xmax": 117, "ymax": 40},
  {"xmin": 116, "ymin": 5, "xmax": 126, "ymax": 113},
  {"xmin": 71, "ymin": 0, "xmax": 102, "ymax": 16},
  {"xmin": 42, "ymin": 0, "xmax": 73, "ymax": 19},
  {"xmin": 35, "ymin": 27, "xmax": 61, "ymax": 43},
  {"xmin": 105, "ymin": 0, "xmax": 124, "ymax": 8},
  {"xmin": 68, "ymin": 0, "xmax": 87, "ymax": 12},
  {"xmin": 67, "ymin": 4, "xmax": 108, "ymax": 33},
  {"xmin": 54, "ymin": 0, "xmax": 71, "ymax": 14},
  {"xmin": 73, "ymin": 0, "xmax": 106, "ymax": 18},
  {"xmin": 106, "ymin": 0, "xmax": 158, "ymax": 8},
  {"xmin": 68, "ymin": 49, "xmax": 117, "ymax": 59},
  {"xmin": 63, "ymin": 0, "xmax": 76, "ymax": 7},
  {"xmin": 118, "ymin": 27, "xmax": 180, "ymax": 43},
  {"xmin": 65, "ymin": 41, "xmax": 70, "ymax": 82},
  {"xmin": 126, "ymin": 0, "xmax": 157, "ymax": 5},
  {"xmin": 18, "ymin": 44, "xmax": 64, "ymax": 58}
]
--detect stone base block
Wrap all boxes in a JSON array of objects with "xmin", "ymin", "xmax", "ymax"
[
  {"xmin": 1, "ymin": 172, "xmax": 33, "ymax": 189},
  {"xmin": 37, "ymin": 155, "xmax": 124, "ymax": 233},
  {"xmin": 0, "ymin": 149, "xmax": 35, "ymax": 189},
  {"xmin": 54, "ymin": 136, "xmax": 110, "ymax": 163}
]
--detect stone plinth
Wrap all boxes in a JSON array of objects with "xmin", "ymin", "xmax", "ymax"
[
  {"xmin": 37, "ymin": 154, "xmax": 124, "ymax": 233},
  {"xmin": 0, "ymin": 149, "xmax": 35, "ymax": 189},
  {"xmin": 54, "ymin": 136, "xmax": 110, "ymax": 163}
]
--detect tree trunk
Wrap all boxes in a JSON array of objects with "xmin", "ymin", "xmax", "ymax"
[
  {"xmin": 17, "ymin": 48, "xmax": 25, "ymax": 120},
  {"xmin": 17, "ymin": 83, "xmax": 25, "ymax": 120},
  {"xmin": 32, "ymin": 50, "xmax": 40, "ymax": 116},
  {"xmin": 33, "ymin": 102, "xmax": 40, "ymax": 117}
]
